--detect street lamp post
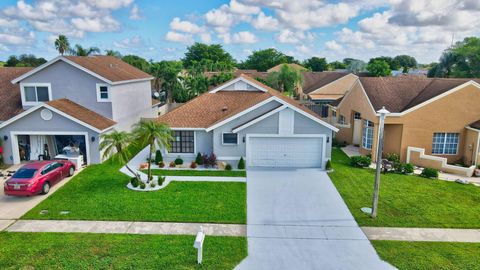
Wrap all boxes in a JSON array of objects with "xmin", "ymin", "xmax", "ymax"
[{"xmin": 371, "ymin": 106, "xmax": 390, "ymax": 218}]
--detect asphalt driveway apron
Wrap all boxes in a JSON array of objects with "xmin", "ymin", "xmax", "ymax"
[{"xmin": 235, "ymin": 168, "xmax": 394, "ymax": 270}]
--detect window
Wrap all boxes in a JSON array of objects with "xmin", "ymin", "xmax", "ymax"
[
  {"xmin": 41, "ymin": 164, "xmax": 54, "ymax": 175},
  {"xmin": 222, "ymin": 133, "xmax": 238, "ymax": 145},
  {"xmin": 321, "ymin": 105, "xmax": 329, "ymax": 118},
  {"xmin": 96, "ymin": 84, "xmax": 110, "ymax": 102},
  {"xmin": 432, "ymin": 133, "xmax": 459, "ymax": 154},
  {"xmin": 338, "ymin": 115, "xmax": 346, "ymax": 125},
  {"xmin": 22, "ymin": 84, "xmax": 51, "ymax": 105},
  {"xmin": 354, "ymin": 112, "xmax": 361, "ymax": 120},
  {"xmin": 332, "ymin": 111, "xmax": 337, "ymax": 117},
  {"xmin": 170, "ymin": 131, "xmax": 194, "ymax": 153},
  {"xmin": 362, "ymin": 120, "xmax": 374, "ymax": 150}
]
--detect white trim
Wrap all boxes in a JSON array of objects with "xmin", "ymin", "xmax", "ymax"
[
  {"xmin": 431, "ymin": 132, "xmax": 460, "ymax": 155},
  {"xmin": 209, "ymin": 77, "xmax": 269, "ymax": 93},
  {"xmin": 465, "ymin": 126, "xmax": 480, "ymax": 133},
  {"xmin": 217, "ymin": 156, "xmax": 243, "ymax": 161},
  {"xmin": 110, "ymin": 77, "xmax": 154, "ymax": 85},
  {"xmin": 11, "ymin": 131, "xmax": 90, "ymax": 165},
  {"xmin": 20, "ymin": 83, "xmax": 52, "ymax": 106},
  {"xmin": 308, "ymin": 73, "xmax": 357, "ymax": 95},
  {"xmin": 232, "ymin": 105, "xmax": 286, "ymax": 133},
  {"xmin": 221, "ymin": 132, "xmax": 239, "ymax": 145},
  {"xmin": 96, "ymin": 83, "xmax": 111, "ymax": 102}
]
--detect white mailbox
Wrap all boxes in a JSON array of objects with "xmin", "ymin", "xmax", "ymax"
[{"xmin": 193, "ymin": 226, "xmax": 205, "ymax": 264}]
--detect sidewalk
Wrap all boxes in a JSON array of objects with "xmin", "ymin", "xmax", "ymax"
[
  {"xmin": 362, "ymin": 227, "xmax": 480, "ymax": 242},
  {"xmin": 6, "ymin": 220, "xmax": 246, "ymax": 237}
]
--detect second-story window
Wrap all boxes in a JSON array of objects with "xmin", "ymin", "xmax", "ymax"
[
  {"xmin": 21, "ymin": 83, "xmax": 51, "ymax": 106},
  {"xmin": 96, "ymin": 84, "xmax": 110, "ymax": 102}
]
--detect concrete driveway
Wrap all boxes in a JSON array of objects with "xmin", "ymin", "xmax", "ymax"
[{"xmin": 235, "ymin": 168, "xmax": 394, "ymax": 270}]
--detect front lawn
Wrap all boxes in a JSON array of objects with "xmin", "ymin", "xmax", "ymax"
[
  {"xmin": 23, "ymin": 159, "xmax": 246, "ymax": 223},
  {"xmin": 372, "ymin": 240, "xmax": 480, "ymax": 270},
  {"xmin": 146, "ymin": 169, "xmax": 246, "ymax": 177},
  {"xmin": 0, "ymin": 232, "xmax": 247, "ymax": 269},
  {"xmin": 329, "ymin": 148, "xmax": 480, "ymax": 228}
]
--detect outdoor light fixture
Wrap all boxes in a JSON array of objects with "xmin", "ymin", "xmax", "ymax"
[
  {"xmin": 3, "ymin": 135, "xmax": 8, "ymax": 141},
  {"xmin": 91, "ymin": 136, "xmax": 96, "ymax": 142},
  {"xmin": 327, "ymin": 137, "xmax": 330, "ymax": 143}
]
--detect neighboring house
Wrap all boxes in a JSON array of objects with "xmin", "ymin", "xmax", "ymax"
[
  {"xmin": 334, "ymin": 76, "xmax": 480, "ymax": 176},
  {"xmin": 156, "ymin": 75, "xmax": 338, "ymax": 169},
  {"xmin": 0, "ymin": 55, "xmax": 158, "ymax": 165},
  {"xmin": 0, "ymin": 67, "xmax": 33, "ymax": 124}
]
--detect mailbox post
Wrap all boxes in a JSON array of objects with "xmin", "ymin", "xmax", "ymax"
[{"xmin": 194, "ymin": 226, "xmax": 205, "ymax": 264}]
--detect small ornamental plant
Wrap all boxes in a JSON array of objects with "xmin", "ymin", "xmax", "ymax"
[
  {"xmin": 190, "ymin": 161, "xmax": 198, "ymax": 169},
  {"xmin": 155, "ymin": 150, "xmax": 163, "ymax": 164},
  {"xmin": 150, "ymin": 181, "xmax": 157, "ymax": 188},
  {"xmin": 158, "ymin": 161, "xmax": 165, "ymax": 168},
  {"xmin": 325, "ymin": 160, "xmax": 332, "ymax": 171},
  {"xmin": 158, "ymin": 176, "xmax": 166, "ymax": 186},
  {"xmin": 238, "ymin": 157, "xmax": 245, "ymax": 170},
  {"xmin": 130, "ymin": 177, "xmax": 140, "ymax": 188},
  {"xmin": 174, "ymin": 156, "xmax": 184, "ymax": 165},
  {"xmin": 195, "ymin": 152, "xmax": 203, "ymax": 165},
  {"xmin": 139, "ymin": 182, "xmax": 146, "ymax": 189},
  {"xmin": 225, "ymin": 164, "xmax": 232, "ymax": 171},
  {"xmin": 169, "ymin": 161, "xmax": 176, "ymax": 168},
  {"xmin": 421, "ymin": 168, "xmax": 439, "ymax": 179}
]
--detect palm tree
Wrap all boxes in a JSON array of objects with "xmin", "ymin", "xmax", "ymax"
[
  {"xmin": 105, "ymin": 50, "xmax": 122, "ymax": 58},
  {"xmin": 70, "ymin": 44, "xmax": 101, "ymax": 56},
  {"xmin": 54, "ymin": 35, "xmax": 70, "ymax": 55},
  {"xmin": 132, "ymin": 120, "xmax": 172, "ymax": 182},
  {"xmin": 99, "ymin": 130, "xmax": 140, "ymax": 180}
]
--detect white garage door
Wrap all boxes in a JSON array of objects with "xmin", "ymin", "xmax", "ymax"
[{"xmin": 247, "ymin": 136, "xmax": 323, "ymax": 168}]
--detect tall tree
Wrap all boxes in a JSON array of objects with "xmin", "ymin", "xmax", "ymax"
[
  {"xmin": 394, "ymin": 55, "xmax": 417, "ymax": 73},
  {"xmin": 54, "ymin": 35, "xmax": 70, "ymax": 55},
  {"xmin": 240, "ymin": 48, "xmax": 295, "ymax": 72},
  {"xmin": 99, "ymin": 130, "xmax": 140, "ymax": 181},
  {"xmin": 328, "ymin": 61, "xmax": 346, "ymax": 70},
  {"xmin": 69, "ymin": 44, "xmax": 100, "ymax": 56},
  {"xmin": 369, "ymin": 56, "xmax": 400, "ymax": 71},
  {"xmin": 149, "ymin": 60, "xmax": 183, "ymax": 102},
  {"xmin": 5, "ymin": 54, "xmax": 47, "ymax": 67},
  {"xmin": 449, "ymin": 37, "xmax": 480, "ymax": 77},
  {"xmin": 265, "ymin": 64, "xmax": 304, "ymax": 97},
  {"xmin": 105, "ymin": 50, "xmax": 122, "ymax": 58},
  {"xmin": 303, "ymin": 57, "xmax": 328, "ymax": 71},
  {"xmin": 183, "ymin": 42, "xmax": 235, "ymax": 71},
  {"xmin": 367, "ymin": 60, "xmax": 391, "ymax": 77},
  {"xmin": 346, "ymin": 59, "xmax": 367, "ymax": 73},
  {"xmin": 122, "ymin": 55, "xmax": 150, "ymax": 72}
]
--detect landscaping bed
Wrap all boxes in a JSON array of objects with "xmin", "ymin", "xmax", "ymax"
[
  {"xmin": 372, "ymin": 240, "xmax": 480, "ymax": 270},
  {"xmin": 0, "ymin": 232, "xmax": 247, "ymax": 269},
  {"xmin": 329, "ymin": 148, "xmax": 480, "ymax": 228},
  {"xmin": 146, "ymin": 169, "xmax": 246, "ymax": 177}
]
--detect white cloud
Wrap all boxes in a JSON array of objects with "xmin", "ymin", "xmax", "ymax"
[
  {"xmin": 325, "ymin": 40, "xmax": 342, "ymax": 51},
  {"xmin": 229, "ymin": 0, "xmax": 261, "ymax": 14},
  {"xmin": 252, "ymin": 12, "xmax": 280, "ymax": 31},
  {"xmin": 165, "ymin": 31, "xmax": 194, "ymax": 44},
  {"xmin": 170, "ymin": 17, "xmax": 204, "ymax": 34},
  {"xmin": 199, "ymin": 32, "xmax": 212, "ymax": 43},
  {"xmin": 84, "ymin": 0, "xmax": 133, "ymax": 9},
  {"xmin": 296, "ymin": 44, "xmax": 311, "ymax": 54},
  {"xmin": 0, "ymin": 28, "xmax": 35, "ymax": 45},
  {"xmin": 113, "ymin": 36, "xmax": 144, "ymax": 49},
  {"xmin": 129, "ymin": 4, "xmax": 143, "ymax": 20},
  {"xmin": 276, "ymin": 29, "xmax": 314, "ymax": 44},
  {"xmin": 232, "ymin": 31, "xmax": 258, "ymax": 44},
  {"xmin": 71, "ymin": 16, "xmax": 120, "ymax": 32}
]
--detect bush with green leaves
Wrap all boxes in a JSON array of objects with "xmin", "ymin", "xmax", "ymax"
[
  {"xmin": 155, "ymin": 150, "xmax": 163, "ymax": 164},
  {"xmin": 325, "ymin": 160, "xmax": 332, "ymax": 171},
  {"xmin": 350, "ymin": 156, "xmax": 372, "ymax": 168},
  {"xmin": 421, "ymin": 168, "xmax": 439, "ymax": 179},
  {"xmin": 404, "ymin": 163, "xmax": 414, "ymax": 174},
  {"xmin": 238, "ymin": 157, "xmax": 245, "ymax": 170},
  {"xmin": 195, "ymin": 152, "xmax": 203, "ymax": 165},
  {"xmin": 130, "ymin": 177, "xmax": 140, "ymax": 188},
  {"xmin": 150, "ymin": 182, "xmax": 156, "ymax": 188},
  {"xmin": 225, "ymin": 164, "xmax": 232, "ymax": 171},
  {"xmin": 386, "ymin": 153, "xmax": 400, "ymax": 163},
  {"xmin": 158, "ymin": 176, "xmax": 166, "ymax": 186},
  {"xmin": 139, "ymin": 182, "xmax": 146, "ymax": 189},
  {"xmin": 174, "ymin": 157, "xmax": 183, "ymax": 165}
]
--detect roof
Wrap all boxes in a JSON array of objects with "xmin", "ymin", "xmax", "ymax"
[
  {"xmin": 0, "ymin": 67, "xmax": 33, "ymax": 121},
  {"xmin": 47, "ymin": 99, "xmax": 116, "ymax": 131},
  {"xmin": 359, "ymin": 77, "xmax": 480, "ymax": 113},
  {"xmin": 12, "ymin": 55, "xmax": 153, "ymax": 85},
  {"xmin": 468, "ymin": 120, "xmax": 480, "ymax": 130},
  {"xmin": 157, "ymin": 74, "xmax": 335, "ymax": 131},
  {"xmin": 308, "ymin": 94, "xmax": 344, "ymax": 100},
  {"xmin": 302, "ymin": 72, "xmax": 350, "ymax": 94}
]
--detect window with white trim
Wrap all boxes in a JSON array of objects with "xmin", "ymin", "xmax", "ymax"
[
  {"xmin": 338, "ymin": 115, "xmax": 346, "ymax": 125},
  {"xmin": 96, "ymin": 84, "xmax": 110, "ymax": 102},
  {"xmin": 170, "ymin": 131, "xmax": 194, "ymax": 153},
  {"xmin": 432, "ymin": 133, "xmax": 459, "ymax": 154},
  {"xmin": 222, "ymin": 133, "xmax": 238, "ymax": 145},
  {"xmin": 22, "ymin": 84, "xmax": 51, "ymax": 105},
  {"xmin": 362, "ymin": 120, "xmax": 374, "ymax": 149}
]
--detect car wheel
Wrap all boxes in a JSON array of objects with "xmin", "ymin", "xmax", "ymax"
[
  {"xmin": 68, "ymin": 167, "xmax": 75, "ymax": 177},
  {"xmin": 41, "ymin": 182, "xmax": 50, "ymax": 195}
]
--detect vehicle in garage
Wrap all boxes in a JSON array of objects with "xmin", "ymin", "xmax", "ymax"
[
  {"xmin": 156, "ymin": 75, "xmax": 338, "ymax": 169},
  {"xmin": 3, "ymin": 160, "xmax": 75, "ymax": 196}
]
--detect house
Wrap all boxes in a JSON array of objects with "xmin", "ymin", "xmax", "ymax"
[
  {"xmin": 0, "ymin": 56, "xmax": 159, "ymax": 166},
  {"xmin": 156, "ymin": 75, "xmax": 338, "ymax": 169},
  {"xmin": 334, "ymin": 76, "xmax": 480, "ymax": 176}
]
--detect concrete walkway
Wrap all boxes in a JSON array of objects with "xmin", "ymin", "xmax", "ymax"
[
  {"xmin": 6, "ymin": 220, "xmax": 246, "ymax": 236},
  {"xmin": 362, "ymin": 227, "xmax": 480, "ymax": 242}
]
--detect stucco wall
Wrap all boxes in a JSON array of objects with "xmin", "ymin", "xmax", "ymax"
[
  {"xmin": 21, "ymin": 61, "xmax": 112, "ymax": 118},
  {"xmin": 293, "ymin": 112, "xmax": 333, "ymax": 159},
  {"xmin": 110, "ymin": 80, "xmax": 154, "ymax": 124}
]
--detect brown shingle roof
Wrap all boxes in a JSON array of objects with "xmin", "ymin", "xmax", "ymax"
[
  {"xmin": 157, "ymin": 74, "xmax": 326, "ymax": 129},
  {"xmin": 359, "ymin": 77, "xmax": 480, "ymax": 113},
  {"xmin": 47, "ymin": 99, "xmax": 116, "ymax": 131},
  {"xmin": 302, "ymin": 72, "xmax": 350, "ymax": 94},
  {"xmin": 64, "ymin": 55, "xmax": 152, "ymax": 83},
  {"xmin": 0, "ymin": 67, "xmax": 33, "ymax": 121},
  {"xmin": 469, "ymin": 120, "xmax": 480, "ymax": 130}
]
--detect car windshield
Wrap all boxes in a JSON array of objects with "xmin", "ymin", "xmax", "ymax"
[{"xmin": 12, "ymin": 168, "xmax": 37, "ymax": 179}]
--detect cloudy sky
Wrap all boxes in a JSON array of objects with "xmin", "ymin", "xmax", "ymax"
[{"xmin": 1, "ymin": 0, "xmax": 479, "ymax": 63}]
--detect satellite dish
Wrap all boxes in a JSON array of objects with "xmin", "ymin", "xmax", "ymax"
[{"xmin": 153, "ymin": 92, "xmax": 160, "ymax": 98}]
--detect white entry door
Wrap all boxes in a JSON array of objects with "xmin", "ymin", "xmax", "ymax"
[{"xmin": 247, "ymin": 136, "xmax": 324, "ymax": 168}]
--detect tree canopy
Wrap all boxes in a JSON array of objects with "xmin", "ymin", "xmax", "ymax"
[
  {"xmin": 264, "ymin": 64, "xmax": 304, "ymax": 97},
  {"xmin": 54, "ymin": 35, "xmax": 70, "ymax": 55},
  {"xmin": 394, "ymin": 55, "xmax": 417, "ymax": 72},
  {"xmin": 182, "ymin": 42, "xmax": 235, "ymax": 72},
  {"xmin": 239, "ymin": 48, "xmax": 296, "ymax": 72},
  {"xmin": 346, "ymin": 59, "xmax": 367, "ymax": 73},
  {"xmin": 303, "ymin": 57, "xmax": 328, "ymax": 71},
  {"xmin": 446, "ymin": 37, "xmax": 480, "ymax": 78},
  {"xmin": 69, "ymin": 44, "xmax": 100, "ymax": 56},
  {"xmin": 121, "ymin": 55, "xmax": 151, "ymax": 73},
  {"xmin": 328, "ymin": 61, "xmax": 346, "ymax": 70},
  {"xmin": 367, "ymin": 60, "xmax": 391, "ymax": 77},
  {"xmin": 369, "ymin": 56, "xmax": 400, "ymax": 71},
  {"xmin": 5, "ymin": 54, "xmax": 47, "ymax": 67}
]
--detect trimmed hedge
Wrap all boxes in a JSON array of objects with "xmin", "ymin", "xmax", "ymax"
[
  {"xmin": 421, "ymin": 168, "xmax": 439, "ymax": 179},
  {"xmin": 350, "ymin": 156, "xmax": 372, "ymax": 168}
]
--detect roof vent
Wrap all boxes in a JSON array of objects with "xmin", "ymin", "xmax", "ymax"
[{"xmin": 222, "ymin": 106, "xmax": 228, "ymax": 112}]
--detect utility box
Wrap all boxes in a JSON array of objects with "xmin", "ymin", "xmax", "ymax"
[{"xmin": 194, "ymin": 226, "xmax": 205, "ymax": 264}]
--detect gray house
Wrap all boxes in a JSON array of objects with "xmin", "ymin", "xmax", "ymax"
[
  {"xmin": 157, "ymin": 75, "xmax": 338, "ymax": 169},
  {"xmin": 0, "ymin": 55, "xmax": 158, "ymax": 166}
]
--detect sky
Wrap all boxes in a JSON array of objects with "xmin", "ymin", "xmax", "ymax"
[{"xmin": 1, "ymin": 0, "xmax": 479, "ymax": 64}]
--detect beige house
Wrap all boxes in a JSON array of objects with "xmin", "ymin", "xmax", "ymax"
[{"xmin": 334, "ymin": 76, "xmax": 480, "ymax": 176}]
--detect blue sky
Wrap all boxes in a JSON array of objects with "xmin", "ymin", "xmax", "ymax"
[{"xmin": 1, "ymin": 0, "xmax": 479, "ymax": 64}]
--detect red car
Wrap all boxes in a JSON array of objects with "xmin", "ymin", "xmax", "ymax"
[{"xmin": 3, "ymin": 160, "xmax": 75, "ymax": 196}]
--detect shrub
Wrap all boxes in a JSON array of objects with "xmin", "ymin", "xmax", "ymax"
[
  {"xmin": 174, "ymin": 157, "xmax": 183, "ymax": 165},
  {"xmin": 195, "ymin": 153, "xmax": 203, "ymax": 165},
  {"xmin": 190, "ymin": 161, "xmax": 197, "ymax": 169},
  {"xmin": 350, "ymin": 156, "xmax": 371, "ymax": 168},
  {"xmin": 225, "ymin": 164, "xmax": 232, "ymax": 171},
  {"xmin": 332, "ymin": 138, "xmax": 346, "ymax": 148},
  {"xmin": 150, "ymin": 182, "xmax": 156, "ymax": 188},
  {"xmin": 203, "ymin": 153, "xmax": 217, "ymax": 168},
  {"xmin": 130, "ymin": 177, "xmax": 140, "ymax": 188},
  {"xmin": 155, "ymin": 150, "xmax": 163, "ymax": 164},
  {"xmin": 325, "ymin": 160, "xmax": 332, "ymax": 171},
  {"xmin": 139, "ymin": 182, "xmax": 146, "ymax": 189},
  {"xmin": 238, "ymin": 157, "xmax": 246, "ymax": 170},
  {"xmin": 158, "ymin": 176, "xmax": 166, "ymax": 186},
  {"xmin": 393, "ymin": 163, "xmax": 405, "ymax": 174},
  {"xmin": 386, "ymin": 153, "xmax": 400, "ymax": 163},
  {"xmin": 421, "ymin": 168, "xmax": 439, "ymax": 179},
  {"xmin": 404, "ymin": 163, "xmax": 414, "ymax": 174},
  {"xmin": 169, "ymin": 161, "xmax": 175, "ymax": 168},
  {"xmin": 158, "ymin": 161, "xmax": 165, "ymax": 168}
]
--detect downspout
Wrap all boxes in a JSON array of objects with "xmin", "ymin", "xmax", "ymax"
[{"xmin": 474, "ymin": 131, "xmax": 480, "ymax": 166}]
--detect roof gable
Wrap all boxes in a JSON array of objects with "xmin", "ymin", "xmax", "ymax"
[
  {"xmin": 209, "ymin": 76, "xmax": 268, "ymax": 93},
  {"xmin": 0, "ymin": 67, "xmax": 32, "ymax": 121}
]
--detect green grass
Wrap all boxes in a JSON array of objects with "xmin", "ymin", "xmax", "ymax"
[
  {"xmin": 22, "ymin": 154, "xmax": 246, "ymax": 223},
  {"xmin": 146, "ymin": 169, "xmax": 246, "ymax": 177},
  {"xmin": 0, "ymin": 232, "xmax": 247, "ymax": 269},
  {"xmin": 329, "ymin": 148, "xmax": 480, "ymax": 228},
  {"xmin": 372, "ymin": 241, "xmax": 480, "ymax": 270}
]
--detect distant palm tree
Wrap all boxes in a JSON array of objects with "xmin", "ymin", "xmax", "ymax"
[
  {"xmin": 105, "ymin": 50, "xmax": 122, "ymax": 58},
  {"xmin": 54, "ymin": 35, "xmax": 70, "ymax": 55},
  {"xmin": 99, "ymin": 130, "xmax": 140, "ymax": 180},
  {"xmin": 132, "ymin": 120, "xmax": 172, "ymax": 182},
  {"xmin": 70, "ymin": 44, "xmax": 100, "ymax": 56}
]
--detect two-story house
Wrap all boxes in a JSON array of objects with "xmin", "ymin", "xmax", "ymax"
[{"xmin": 0, "ymin": 55, "xmax": 158, "ymax": 166}]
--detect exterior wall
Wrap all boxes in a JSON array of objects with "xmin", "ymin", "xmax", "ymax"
[
  {"xmin": 463, "ymin": 129, "xmax": 479, "ymax": 166},
  {"xmin": 21, "ymin": 61, "xmax": 112, "ymax": 118},
  {"xmin": 383, "ymin": 124, "xmax": 403, "ymax": 157},
  {"xmin": 162, "ymin": 130, "xmax": 212, "ymax": 163},
  {"xmin": 293, "ymin": 112, "xmax": 333, "ymax": 159},
  {"xmin": 0, "ymin": 108, "xmax": 101, "ymax": 164}
]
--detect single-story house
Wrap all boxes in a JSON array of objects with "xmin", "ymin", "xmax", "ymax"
[
  {"xmin": 334, "ymin": 76, "xmax": 480, "ymax": 176},
  {"xmin": 156, "ymin": 75, "xmax": 338, "ymax": 169}
]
